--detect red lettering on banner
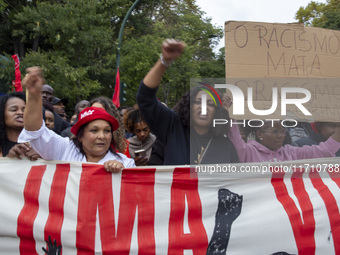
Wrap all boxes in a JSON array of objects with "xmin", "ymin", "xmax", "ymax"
[
  {"xmin": 44, "ymin": 164, "xmax": 70, "ymax": 254},
  {"xmin": 310, "ymin": 168, "xmax": 340, "ymax": 254},
  {"xmin": 271, "ymin": 168, "xmax": 316, "ymax": 255},
  {"xmin": 17, "ymin": 165, "xmax": 47, "ymax": 255},
  {"xmin": 168, "ymin": 168, "xmax": 208, "ymax": 255},
  {"xmin": 115, "ymin": 168, "xmax": 156, "ymax": 254},
  {"xmin": 76, "ymin": 166, "xmax": 156, "ymax": 254}
]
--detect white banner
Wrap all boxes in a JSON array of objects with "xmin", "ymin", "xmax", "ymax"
[{"xmin": 0, "ymin": 157, "xmax": 340, "ymax": 254}]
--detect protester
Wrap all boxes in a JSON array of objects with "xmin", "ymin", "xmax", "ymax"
[
  {"xmin": 238, "ymin": 121, "xmax": 253, "ymax": 142},
  {"xmin": 43, "ymin": 101, "xmax": 55, "ymax": 131},
  {"xmin": 287, "ymin": 121, "xmax": 312, "ymax": 144},
  {"xmin": 123, "ymin": 107, "xmax": 155, "ymax": 165},
  {"xmin": 0, "ymin": 92, "xmax": 40, "ymax": 160},
  {"xmin": 52, "ymin": 96, "xmax": 68, "ymax": 121},
  {"xmin": 41, "ymin": 84, "xmax": 54, "ymax": 103},
  {"xmin": 147, "ymin": 102, "xmax": 168, "ymax": 165},
  {"xmin": 225, "ymin": 115, "xmax": 340, "ymax": 162},
  {"xmin": 18, "ymin": 67, "xmax": 135, "ymax": 172},
  {"xmin": 40, "ymin": 84, "xmax": 70, "ymax": 134},
  {"xmin": 119, "ymin": 106, "xmax": 133, "ymax": 139},
  {"xmin": 136, "ymin": 39, "xmax": 239, "ymax": 165},
  {"xmin": 70, "ymin": 114, "xmax": 77, "ymax": 124},
  {"xmin": 147, "ymin": 138, "xmax": 165, "ymax": 165},
  {"xmin": 119, "ymin": 106, "xmax": 129, "ymax": 118},
  {"xmin": 74, "ymin": 100, "xmax": 90, "ymax": 117},
  {"xmin": 61, "ymin": 99, "xmax": 90, "ymax": 137},
  {"xmin": 51, "ymin": 110, "xmax": 70, "ymax": 134},
  {"xmin": 89, "ymin": 96, "xmax": 130, "ymax": 157},
  {"xmin": 295, "ymin": 122, "xmax": 340, "ymax": 156}
]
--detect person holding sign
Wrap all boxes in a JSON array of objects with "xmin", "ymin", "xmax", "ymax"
[
  {"xmin": 136, "ymin": 39, "xmax": 239, "ymax": 165},
  {"xmin": 18, "ymin": 67, "xmax": 135, "ymax": 172},
  {"xmin": 224, "ymin": 98, "xmax": 340, "ymax": 163}
]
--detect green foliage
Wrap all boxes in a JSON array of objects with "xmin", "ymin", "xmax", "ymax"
[
  {"xmin": 198, "ymin": 47, "xmax": 225, "ymax": 78},
  {"xmin": 0, "ymin": 54, "xmax": 13, "ymax": 93},
  {"xmin": 0, "ymin": 0, "xmax": 224, "ymax": 111},
  {"xmin": 23, "ymin": 51, "xmax": 102, "ymax": 105},
  {"xmin": 322, "ymin": 0, "xmax": 340, "ymax": 29},
  {"xmin": 6, "ymin": 0, "xmax": 116, "ymax": 105},
  {"xmin": 295, "ymin": 0, "xmax": 340, "ymax": 30},
  {"xmin": 0, "ymin": 0, "xmax": 7, "ymax": 12},
  {"xmin": 118, "ymin": 0, "xmax": 223, "ymax": 107}
]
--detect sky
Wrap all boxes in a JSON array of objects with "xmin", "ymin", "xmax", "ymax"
[{"xmin": 195, "ymin": 0, "xmax": 327, "ymax": 50}]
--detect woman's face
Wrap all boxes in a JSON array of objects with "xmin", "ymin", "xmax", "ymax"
[
  {"xmin": 191, "ymin": 90, "xmax": 216, "ymax": 134},
  {"xmin": 5, "ymin": 97, "xmax": 25, "ymax": 130},
  {"xmin": 134, "ymin": 121, "xmax": 150, "ymax": 143},
  {"xmin": 79, "ymin": 119, "xmax": 112, "ymax": 162},
  {"xmin": 256, "ymin": 122, "xmax": 287, "ymax": 151},
  {"xmin": 45, "ymin": 110, "xmax": 55, "ymax": 130}
]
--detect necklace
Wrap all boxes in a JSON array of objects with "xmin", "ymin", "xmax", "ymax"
[{"xmin": 196, "ymin": 137, "xmax": 212, "ymax": 164}]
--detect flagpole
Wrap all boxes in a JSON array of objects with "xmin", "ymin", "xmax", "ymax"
[{"xmin": 113, "ymin": 0, "xmax": 142, "ymax": 105}]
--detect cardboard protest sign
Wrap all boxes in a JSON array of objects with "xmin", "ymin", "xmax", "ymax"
[{"xmin": 224, "ymin": 21, "xmax": 340, "ymax": 121}]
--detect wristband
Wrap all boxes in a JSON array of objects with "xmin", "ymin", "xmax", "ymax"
[{"xmin": 160, "ymin": 54, "xmax": 173, "ymax": 67}]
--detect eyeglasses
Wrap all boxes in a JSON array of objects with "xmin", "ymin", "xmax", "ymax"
[{"xmin": 264, "ymin": 129, "xmax": 287, "ymax": 137}]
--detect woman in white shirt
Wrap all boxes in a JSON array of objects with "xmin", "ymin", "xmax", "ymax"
[{"xmin": 18, "ymin": 67, "xmax": 135, "ymax": 172}]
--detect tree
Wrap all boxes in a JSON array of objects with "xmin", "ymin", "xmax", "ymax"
[
  {"xmin": 118, "ymin": 0, "xmax": 223, "ymax": 107},
  {"xmin": 0, "ymin": 0, "xmax": 116, "ymax": 108},
  {"xmin": 295, "ymin": 0, "xmax": 340, "ymax": 30},
  {"xmin": 0, "ymin": 0, "xmax": 224, "ymax": 112}
]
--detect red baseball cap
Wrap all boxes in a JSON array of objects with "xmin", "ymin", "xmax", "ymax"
[{"xmin": 71, "ymin": 107, "xmax": 119, "ymax": 136}]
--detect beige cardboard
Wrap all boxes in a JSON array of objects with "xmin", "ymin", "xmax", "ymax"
[{"xmin": 225, "ymin": 21, "xmax": 340, "ymax": 121}]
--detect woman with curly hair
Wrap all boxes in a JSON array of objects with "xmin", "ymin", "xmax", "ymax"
[
  {"xmin": 90, "ymin": 96, "xmax": 130, "ymax": 157},
  {"xmin": 136, "ymin": 39, "xmax": 239, "ymax": 165},
  {"xmin": 0, "ymin": 92, "xmax": 40, "ymax": 160},
  {"xmin": 123, "ymin": 107, "xmax": 156, "ymax": 166}
]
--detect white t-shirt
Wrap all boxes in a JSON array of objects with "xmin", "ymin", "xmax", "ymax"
[{"xmin": 18, "ymin": 122, "xmax": 135, "ymax": 168}]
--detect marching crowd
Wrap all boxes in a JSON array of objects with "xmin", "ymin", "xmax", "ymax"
[{"xmin": 1, "ymin": 39, "xmax": 340, "ymax": 172}]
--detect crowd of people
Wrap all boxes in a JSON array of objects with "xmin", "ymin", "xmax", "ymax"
[{"xmin": 1, "ymin": 39, "xmax": 340, "ymax": 171}]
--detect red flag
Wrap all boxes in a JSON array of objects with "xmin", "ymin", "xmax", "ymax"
[
  {"xmin": 11, "ymin": 55, "xmax": 23, "ymax": 92},
  {"xmin": 112, "ymin": 67, "xmax": 120, "ymax": 108}
]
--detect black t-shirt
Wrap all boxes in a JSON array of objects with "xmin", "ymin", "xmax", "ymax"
[
  {"xmin": 190, "ymin": 129, "xmax": 239, "ymax": 164},
  {"xmin": 1, "ymin": 138, "xmax": 17, "ymax": 157}
]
